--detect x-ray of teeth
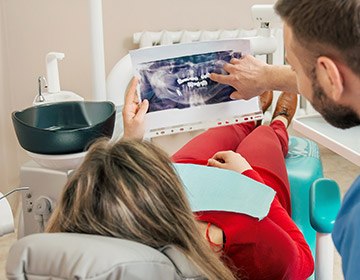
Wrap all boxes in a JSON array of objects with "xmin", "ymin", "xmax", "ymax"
[{"xmin": 137, "ymin": 50, "xmax": 242, "ymax": 112}]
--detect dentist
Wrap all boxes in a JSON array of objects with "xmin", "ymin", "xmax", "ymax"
[{"xmin": 211, "ymin": 0, "xmax": 360, "ymax": 279}]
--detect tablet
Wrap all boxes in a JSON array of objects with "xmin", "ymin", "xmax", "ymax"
[{"xmin": 130, "ymin": 39, "xmax": 262, "ymax": 137}]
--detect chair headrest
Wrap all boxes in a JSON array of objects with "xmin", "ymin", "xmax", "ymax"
[
  {"xmin": 160, "ymin": 245, "xmax": 203, "ymax": 279},
  {"xmin": 6, "ymin": 232, "xmax": 204, "ymax": 280}
]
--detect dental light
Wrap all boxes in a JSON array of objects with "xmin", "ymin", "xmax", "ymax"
[{"xmin": 250, "ymin": 5, "xmax": 281, "ymax": 61}]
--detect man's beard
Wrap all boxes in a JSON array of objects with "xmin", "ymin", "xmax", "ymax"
[{"xmin": 310, "ymin": 69, "xmax": 360, "ymax": 129}]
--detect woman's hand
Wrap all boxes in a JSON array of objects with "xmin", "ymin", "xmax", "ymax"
[
  {"xmin": 207, "ymin": 151, "xmax": 252, "ymax": 174},
  {"xmin": 122, "ymin": 78, "xmax": 149, "ymax": 140}
]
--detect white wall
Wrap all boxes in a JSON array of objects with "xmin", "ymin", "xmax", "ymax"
[
  {"xmin": 0, "ymin": 0, "xmax": 19, "ymax": 208},
  {"xmin": 0, "ymin": 0, "xmax": 276, "ymax": 209}
]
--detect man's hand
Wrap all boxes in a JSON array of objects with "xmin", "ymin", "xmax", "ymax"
[
  {"xmin": 122, "ymin": 78, "xmax": 149, "ymax": 140},
  {"xmin": 210, "ymin": 55, "xmax": 270, "ymax": 100},
  {"xmin": 207, "ymin": 151, "xmax": 252, "ymax": 174}
]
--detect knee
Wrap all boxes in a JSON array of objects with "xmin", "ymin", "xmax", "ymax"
[{"xmin": 256, "ymin": 126, "xmax": 289, "ymax": 156}]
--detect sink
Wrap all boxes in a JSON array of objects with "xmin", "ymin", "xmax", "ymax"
[{"xmin": 12, "ymin": 101, "xmax": 116, "ymax": 155}]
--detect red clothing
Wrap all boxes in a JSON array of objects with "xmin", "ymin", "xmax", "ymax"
[{"xmin": 172, "ymin": 121, "xmax": 314, "ymax": 280}]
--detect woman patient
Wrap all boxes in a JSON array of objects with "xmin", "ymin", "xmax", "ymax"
[{"xmin": 47, "ymin": 79, "xmax": 314, "ymax": 280}]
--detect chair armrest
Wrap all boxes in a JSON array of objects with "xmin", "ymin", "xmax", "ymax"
[{"xmin": 310, "ymin": 178, "xmax": 341, "ymax": 233}]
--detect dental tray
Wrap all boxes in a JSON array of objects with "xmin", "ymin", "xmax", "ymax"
[{"xmin": 293, "ymin": 114, "xmax": 360, "ymax": 166}]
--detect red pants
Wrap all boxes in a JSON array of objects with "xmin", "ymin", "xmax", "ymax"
[
  {"xmin": 172, "ymin": 121, "xmax": 314, "ymax": 279},
  {"xmin": 172, "ymin": 120, "xmax": 291, "ymax": 214}
]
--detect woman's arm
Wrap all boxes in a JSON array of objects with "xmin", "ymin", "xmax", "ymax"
[
  {"xmin": 241, "ymin": 165, "xmax": 314, "ymax": 279},
  {"xmin": 122, "ymin": 78, "xmax": 149, "ymax": 140},
  {"xmin": 207, "ymin": 150, "xmax": 253, "ymax": 173},
  {"xmin": 213, "ymin": 151, "xmax": 314, "ymax": 279},
  {"xmin": 266, "ymin": 197, "xmax": 315, "ymax": 278}
]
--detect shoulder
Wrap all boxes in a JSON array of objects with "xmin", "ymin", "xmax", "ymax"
[
  {"xmin": 332, "ymin": 176, "xmax": 360, "ymax": 279},
  {"xmin": 334, "ymin": 176, "xmax": 360, "ymax": 222}
]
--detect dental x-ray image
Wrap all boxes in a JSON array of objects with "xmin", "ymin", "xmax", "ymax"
[
  {"xmin": 129, "ymin": 39, "xmax": 259, "ymax": 135},
  {"xmin": 137, "ymin": 50, "xmax": 241, "ymax": 112}
]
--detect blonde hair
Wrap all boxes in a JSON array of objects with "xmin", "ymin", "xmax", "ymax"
[{"xmin": 47, "ymin": 139, "xmax": 236, "ymax": 280}]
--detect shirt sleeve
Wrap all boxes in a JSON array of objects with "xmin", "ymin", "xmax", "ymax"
[
  {"xmin": 266, "ymin": 197, "xmax": 315, "ymax": 278},
  {"xmin": 198, "ymin": 166, "xmax": 314, "ymax": 279},
  {"xmin": 242, "ymin": 169, "xmax": 265, "ymax": 184},
  {"xmin": 244, "ymin": 167, "xmax": 314, "ymax": 278}
]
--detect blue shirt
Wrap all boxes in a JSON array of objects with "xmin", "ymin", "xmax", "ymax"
[{"xmin": 332, "ymin": 176, "xmax": 360, "ymax": 280}]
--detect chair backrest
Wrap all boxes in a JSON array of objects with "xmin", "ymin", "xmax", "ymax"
[
  {"xmin": 6, "ymin": 232, "xmax": 203, "ymax": 280},
  {"xmin": 285, "ymin": 137, "xmax": 323, "ymax": 261}
]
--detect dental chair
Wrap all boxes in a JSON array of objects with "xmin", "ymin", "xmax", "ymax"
[
  {"xmin": 6, "ymin": 27, "xmax": 341, "ymax": 279},
  {"xmin": 5, "ymin": 142, "xmax": 341, "ymax": 280}
]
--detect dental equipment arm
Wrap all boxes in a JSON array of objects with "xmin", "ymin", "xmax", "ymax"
[
  {"xmin": 0, "ymin": 187, "xmax": 29, "ymax": 237},
  {"xmin": 0, "ymin": 187, "xmax": 29, "ymax": 201}
]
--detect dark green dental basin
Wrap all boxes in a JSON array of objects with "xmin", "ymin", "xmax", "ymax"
[{"xmin": 12, "ymin": 101, "xmax": 116, "ymax": 155}]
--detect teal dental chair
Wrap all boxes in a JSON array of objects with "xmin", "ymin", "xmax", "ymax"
[{"xmin": 286, "ymin": 136, "xmax": 341, "ymax": 280}]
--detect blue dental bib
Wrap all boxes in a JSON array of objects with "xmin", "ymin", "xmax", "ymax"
[{"xmin": 174, "ymin": 163, "xmax": 275, "ymax": 220}]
